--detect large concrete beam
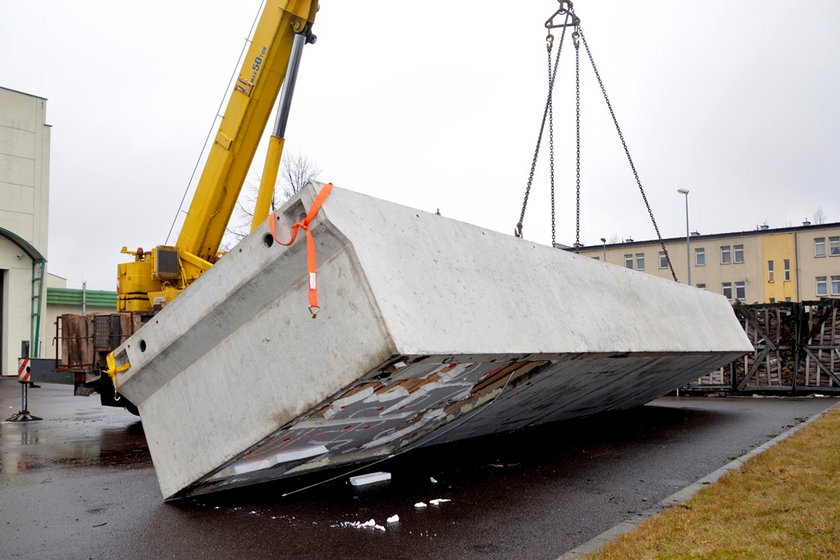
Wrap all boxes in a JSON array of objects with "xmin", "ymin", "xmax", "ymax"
[{"xmin": 113, "ymin": 183, "xmax": 751, "ymax": 499}]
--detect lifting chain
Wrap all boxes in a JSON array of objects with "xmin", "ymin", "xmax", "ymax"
[
  {"xmin": 548, "ymin": 43, "xmax": 556, "ymax": 247},
  {"xmin": 574, "ymin": 29, "xmax": 581, "ymax": 251},
  {"xmin": 578, "ymin": 30, "xmax": 677, "ymax": 281},
  {"xmin": 515, "ymin": 1, "xmax": 678, "ymax": 282},
  {"xmin": 515, "ymin": 9, "xmax": 571, "ymax": 240}
]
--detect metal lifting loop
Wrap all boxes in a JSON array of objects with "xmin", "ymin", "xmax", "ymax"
[{"xmin": 545, "ymin": 0, "xmax": 581, "ymax": 30}]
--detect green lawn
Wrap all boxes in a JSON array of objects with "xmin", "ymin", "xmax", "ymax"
[{"xmin": 583, "ymin": 404, "xmax": 840, "ymax": 560}]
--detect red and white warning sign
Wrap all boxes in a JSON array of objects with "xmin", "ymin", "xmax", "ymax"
[{"xmin": 17, "ymin": 358, "xmax": 31, "ymax": 383}]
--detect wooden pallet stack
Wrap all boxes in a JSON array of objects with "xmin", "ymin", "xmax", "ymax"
[
  {"xmin": 56, "ymin": 313, "xmax": 144, "ymax": 374},
  {"xmin": 801, "ymin": 299, "xmax": 840, "ymax": 389},
  {"xmin": 688, "ymin": 299, "xmax": 840, "ymax": 393}
]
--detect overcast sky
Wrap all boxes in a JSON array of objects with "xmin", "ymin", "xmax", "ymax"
[{"xmin": 2, "ymin": 0, "xmax": 838, "ymax": 290}]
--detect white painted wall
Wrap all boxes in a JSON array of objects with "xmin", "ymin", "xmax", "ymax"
[{"xmin": 0, "ymin": 87, "xmax": 51, "ymax": 375}]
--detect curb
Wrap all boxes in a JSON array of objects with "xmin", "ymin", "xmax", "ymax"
[{"xmin": 555, "ymin": 400, "xmax": 840, "ymax": 560}]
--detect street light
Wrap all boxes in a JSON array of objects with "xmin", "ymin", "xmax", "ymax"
[
  {"xmin": 677, "ymin": 188, "xmax": 691, "ymax": 286},
  {"xmin": 600, "ymin": 237, "xmax": 607, "ymax": 261}
]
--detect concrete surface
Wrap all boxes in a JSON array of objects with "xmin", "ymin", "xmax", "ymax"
[
  {"xmin": 111, "ymin": 183, "xmax": 751, "ymax": 498},
  {"xmin": 2, "ymin": 379, "xmax": 836, "ymax": 560}
]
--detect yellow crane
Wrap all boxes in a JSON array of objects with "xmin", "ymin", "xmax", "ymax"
[{"xmin": 117, "ymin": 0, "xmax": 319, "ymax": 313}]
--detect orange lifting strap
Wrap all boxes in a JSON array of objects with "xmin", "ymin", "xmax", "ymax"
[{"xmin": 268, "ymin": 183, "xmax": 334, "ymax": 318}]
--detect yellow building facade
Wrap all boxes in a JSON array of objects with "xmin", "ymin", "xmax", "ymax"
[{"xmin": 576, "ymin": 222, "xmax": 840, "ymax": 303}]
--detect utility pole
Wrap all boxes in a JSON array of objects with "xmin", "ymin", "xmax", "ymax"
[{"xmin": 677, "ymin": 189, "xmax": 691, "ymax": 286}]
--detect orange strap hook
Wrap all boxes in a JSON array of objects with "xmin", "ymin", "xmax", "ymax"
[{"xmin": 268, "ymin": 183, "xmax": 334, "ymax": 318}]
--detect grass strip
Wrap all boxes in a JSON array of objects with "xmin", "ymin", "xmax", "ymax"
[{"xmin": 583, "ymin": 404, "xmax": 840, "ymax": 560}]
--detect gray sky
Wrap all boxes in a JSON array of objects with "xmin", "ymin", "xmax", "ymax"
[{"xmin": 2, "ymin": 0, "xmax": 838, "ymax": 290}]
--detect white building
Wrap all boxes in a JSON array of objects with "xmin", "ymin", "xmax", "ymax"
[{"xmin": 0, "ymin": 87, "xmax": 51, "ymax": 376}]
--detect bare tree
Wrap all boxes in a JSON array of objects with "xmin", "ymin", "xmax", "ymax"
[
  {"xmin": 224, "ymin": 152, "xmax": 321, "ymax": 246},
  {"xmin": 276, "ymin": 152, "xmax": 321, "ymax": 208},
  {"xmin": 814, "ymin": 207, "xmax": 826, "ymax": 225}
]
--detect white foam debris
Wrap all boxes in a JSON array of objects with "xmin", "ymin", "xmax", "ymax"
[
  {"xmin": 387, "ymin": 514, "xmax": 400, "ymax": 523},
  {"xmin": 429, "ymin": 498, "xmax": 451, "ymax": 506},
  {"xmin": 332, "ymin": 518, "xmax": 385, "ymax": 531},
  {"xmin": 414, "ymin": 502, "xmax": 427, "ymax": 508},
  {"xmin": 349, "ymin": 471, "xmax": 391, "ymax": 486},
  {"xmin": 430, "ymin": 477, "xmax": 438, "ymax": 484}
]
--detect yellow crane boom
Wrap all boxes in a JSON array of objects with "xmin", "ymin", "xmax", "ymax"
[{"xmin": 117, "ymin": 0, "xmax": 318, "ymax": 312}]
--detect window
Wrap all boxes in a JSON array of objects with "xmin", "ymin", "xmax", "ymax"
[
  {"xmin": 721, "ymin": 245, "xmax": 731, "ymax": 264},
  {"xmin": 784, "ymin": 259, "xmax": 790, "ymax": 281},
  {"xmin": 815, "ymin": 237, "xmax": 826, "ymax": 257},
  {"xmin": 722, "ymin": 282, "xmax": 732, "ymax": 299},
  {"xmin": 734, "ymin": 244, "xmax": 744, "ymax": 264},
  {"xmin": 696, "ymin": 283, "xmax": 706, "ymax": 289},
  {"xmin": 624, "ymin": 254, "xmax": 633, "ymax": 269},
  {"xmin": 767, "ymin": 260, "xmax": 775, "ymax": 283},
  {"xmin": 695, "ymin": 247, "xmax": 705, "ymax": 266},
  {"xmin": 635, "ymin": 253, "xmax": 645, "ymax": 271},
  {"xmin": 769, "ymin": 298, "xmax": 776, "ymax": 303},
  {"xmin": 735, "ymin": 281, "xmax": 746, "ymax": 301},
  {"xmin": 816, "ymin": 276, "xmax": 827, "ymax": 297},
  {"xmin": 831, "ymin": 236, "xmax": 840, "ymax": 256},
  {"xmin": 592, "ymin": 256, "xmax": 600, "ymax": 261},
  {"xmin": 659, "ymin": 251, "xmax": 668, "ymax": 269},
  {"xmin": 832, "ymin": 276, "xmax": 840, "ymax": 296},
  {"xmin": 785, "ymin": 297, "xmax": 791, "ymax": 302}
]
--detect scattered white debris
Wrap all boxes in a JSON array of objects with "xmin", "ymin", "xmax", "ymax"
[
  {"xmin": 414, "ymin": 502, "xmax": 428, "ymax": 508},
  {"xmin": 387, "ymin": 514, "xmax": 400, "ymax": 524},
  {"xmin": 332, "ymin": 518, "xmax": 386, "ymax": 531},
  {"xmin": 349, "ymin": 471, "xmax": 392, "ymax": 487},
  {"xmin": 429, "ymin": 498, "xmax": 451, "ymax": 506},
  {"xmin": 430, "ymin": 477, "xmax": 438, "ymax": 484}
]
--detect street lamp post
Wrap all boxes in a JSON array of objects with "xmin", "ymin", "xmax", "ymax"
[
  {"xmin": 600, "ymin": 237, "xmax": 607, "ymax": 261},
  {"xmin": 677, "ymin": 188, "xmax": 691, "ymax": 286}
]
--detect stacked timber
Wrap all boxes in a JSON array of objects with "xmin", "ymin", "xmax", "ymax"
[
  {"xmin": 58, "ymin": 314, "xmax": 96, "ymax": 371},
  {"xmin": 689, "ymin": 299, "xmax": 840, "ymax": 392},
  {"xmin": 57, "ymin": 313, "xmax": 145, "ymax": 373},
  {"xmin": 801, "ymin": 299, "xmax": 840, "ymax": 389},
  {"xmin": 737, "ymin": 303, "xmax": 799, "ymax": 389}
]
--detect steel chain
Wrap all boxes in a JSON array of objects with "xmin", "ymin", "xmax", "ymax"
[
  {"xmin": 574, "ymin": 30, "xmax": 581, "ymax": 251},
  {"xmin": 516, "ymin": 17, "xmax": 570, "ymax": 238},
  {"xmin": 549, "ymin": 49, "xmax": 556, "ymax": 247},
  {"xmin": 578, "ymin": 29, "xmax": 678, "ymax": 282}
]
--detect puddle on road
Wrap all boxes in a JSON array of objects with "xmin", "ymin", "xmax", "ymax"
[{"xmin": 0, "ymin": 417, "xmax": 150, "ymax": 479}]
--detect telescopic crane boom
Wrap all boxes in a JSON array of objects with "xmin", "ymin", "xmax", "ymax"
[{"xmin": 117, "ymin": 0, "xmax": 318, "ymax": 313}]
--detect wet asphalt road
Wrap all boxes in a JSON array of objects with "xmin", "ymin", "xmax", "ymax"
[{"xmin": 1, "ymin": 379, "xmax": 837, "ymax": 560}]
